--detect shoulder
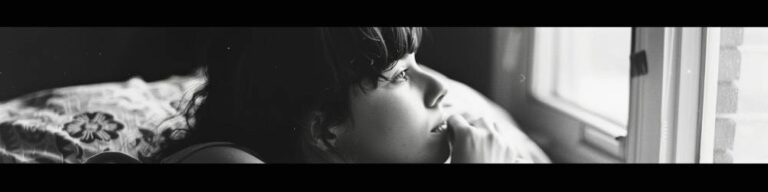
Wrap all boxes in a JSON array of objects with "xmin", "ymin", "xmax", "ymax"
[
  {"xmin": 180, "ymin": 146, "xmax": 265, "ymax": 163},
  {"xmin": 163, "ymin": 142, "xmax": 265, "ymax": 163}
]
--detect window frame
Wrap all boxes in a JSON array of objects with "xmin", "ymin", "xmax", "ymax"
[
  {"xmin": 492, "ymin": 27, "xmax": 715, "ymax": 163},
  {"xmin": 698, "ymin": 27, "xmax": 720, "ymax": 163},
  {"xmin": 625, "ymin": 27, "xmax": 712, "ymax": 163},
  {"xmin": 529, "ymin": 27, "xmax": 629, "ymax": 159},
  {"xmin": 526, "ymin": 27, "xmax": 713, "ymax": 163}
]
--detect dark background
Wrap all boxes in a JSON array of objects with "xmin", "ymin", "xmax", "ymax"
[{"xmin": 0, "ymin": 27, "xmax": 493, "ymax": 101}]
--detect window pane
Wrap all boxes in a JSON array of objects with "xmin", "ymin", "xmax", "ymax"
[
  {"xmin": 550, "ymin": 28, "xmax": 631, "ymax": 126},
  {"xmin": 714, "ymin": 27, "xmax": 768, "ymax": 163}
]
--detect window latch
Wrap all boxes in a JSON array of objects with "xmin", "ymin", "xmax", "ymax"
[{"xmin": 630, "ymin": 50, "xmax": 649, "ymax": 77}]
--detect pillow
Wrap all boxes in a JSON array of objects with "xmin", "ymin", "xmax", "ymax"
[{"xmin": 0, "ymin": 73, "xmax": 205, "ymax": 163}]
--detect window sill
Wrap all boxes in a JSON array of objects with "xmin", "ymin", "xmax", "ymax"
[{"xmin": 530, "ymin": 92, "xmax": 627, "ymax": 159}]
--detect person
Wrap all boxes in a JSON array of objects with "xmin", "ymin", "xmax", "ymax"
[{"xmin": 160, "ymin": 27, "xmax": 536, "ymax": 163}]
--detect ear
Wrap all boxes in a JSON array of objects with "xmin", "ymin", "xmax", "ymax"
[
  {"xmin": 310, "ymin": 121, "xmax": 344, "ymax": 151},
  {"xmin": 302, "ymin": 111, "xmax": 348, "ymax": 163}
]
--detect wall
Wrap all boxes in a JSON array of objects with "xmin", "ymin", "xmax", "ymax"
[
  {"xmin": 417, "ymin": 27, "xmax": 493, "ymax": 97},
  {"xmin": 0, "ymin": 28, "xmax": 208, "ymax": 100},
  {"xmin": 716, "ymin": 27, "xmax": 768, "ymax": 163},
  {"xmin": 0, "ymin": 27, "xmax": 495, "ymax": 102}
]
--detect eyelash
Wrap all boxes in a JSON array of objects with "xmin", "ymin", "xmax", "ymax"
[{"xmin": 392, "ymin": 69, "xmax": 410, "ymax": 83}]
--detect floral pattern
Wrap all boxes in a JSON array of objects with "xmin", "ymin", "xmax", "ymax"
[
  {"xmin": 0, "ymin": 74, "xmax": 206, "ymax": 163},
  {"xmin": 63, "ymin": 112, "xmax": 124, "ymax": 143}
]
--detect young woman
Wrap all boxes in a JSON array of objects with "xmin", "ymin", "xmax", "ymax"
[{"xmin": 160, "ymin": 27, "xmax": 546, "ymax": 163}]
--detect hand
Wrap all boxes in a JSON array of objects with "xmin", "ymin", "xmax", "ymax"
[{"xmin": 447, "ymin": 114, "xmax": 519, "ymax": 163}]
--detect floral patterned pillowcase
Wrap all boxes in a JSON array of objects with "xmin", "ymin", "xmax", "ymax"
[{"xmin": 0, "ymin": 74, "xmax": 205, "ymax": 163}]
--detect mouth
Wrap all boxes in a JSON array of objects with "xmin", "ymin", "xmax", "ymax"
[{"xmin": 430, "ymin": 119, "xmax": 448, "ymax": 133}]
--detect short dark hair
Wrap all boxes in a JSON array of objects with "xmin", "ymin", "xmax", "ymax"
[{"xmin": 170, "ymin": 27, "xmax": 424, "ymax": 163}]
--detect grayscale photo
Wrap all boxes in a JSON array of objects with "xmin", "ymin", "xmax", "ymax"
[{"xmin": 0, "ymin": 27, "xmax": 763, "ymax": 163}]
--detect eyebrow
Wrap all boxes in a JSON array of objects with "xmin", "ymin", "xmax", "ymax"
[{"xmin": 380, "ymin": 61, "xmax": 405, "ymax": 81}]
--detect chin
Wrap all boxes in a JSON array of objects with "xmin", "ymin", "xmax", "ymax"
[{"xmin": 427, "ymin": 137, "xmax": 451, "ymax": 163}]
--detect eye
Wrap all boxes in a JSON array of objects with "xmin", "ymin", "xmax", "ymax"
[{"xmin": 392, "ymin": 69, "xmax": 410, "ymax": 83}]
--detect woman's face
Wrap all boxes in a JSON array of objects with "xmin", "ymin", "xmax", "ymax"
[{"xmin": 336, "ymin": 53, "xmax": 451, "ymax": 163}]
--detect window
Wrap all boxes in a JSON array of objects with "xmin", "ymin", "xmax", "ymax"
[
  {"xmin": 530, "ymin": 27, "xmax": 632, "ymax": 158},
  {"xmin": 533, "ymin": 27, "xmax": 631, "ymax": 127},
  {"xmin": 624, "ymin": 27, "xmax": 768, "ymax": 163},
  {"xmin": 551, "ymin": 28, "xmax": 631, "ymax": 126},
  {"xmin": 532, "ymin": 28, "xmax": 632, "ymax": 155},
  {"xmin": 504, "ymin": 27, "xmax": 766, "ymax": 163}
]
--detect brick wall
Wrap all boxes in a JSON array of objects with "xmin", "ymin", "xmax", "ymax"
[{"xmin": 714, "ymin": 27, "xmax": 743, "ymax": 163}]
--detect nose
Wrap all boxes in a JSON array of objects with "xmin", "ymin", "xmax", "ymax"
[{"xmin": 423, "ymin": 70, "xmax": 448, "ymax": 109}]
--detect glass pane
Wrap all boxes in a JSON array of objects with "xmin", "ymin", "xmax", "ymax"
[
  {"xmin": 714, "ymin": 27, "xmax": 768, "ymax": 163},
  {"xmin": 550, "ymin": 27, "xmax": 631, "ymax": 126}
]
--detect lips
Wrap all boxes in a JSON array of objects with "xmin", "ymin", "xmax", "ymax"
[{"xmin": 431, "ymin": 121, "xmax": 448, "ymax": 133}]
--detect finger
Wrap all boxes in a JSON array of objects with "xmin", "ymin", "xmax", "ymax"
[
  {"xmin": 459, "ymin": 112, "xmax": 480, "ymax": 124},
  {"xmin": 470, "ymin": 117, "xmax": 494, "ymax": 133},
  {"xmin": 447, "ymin": 114, "xmax": 472, "ymax": 138},
  {"xmin": 491, "ymin": 122, "xmax": 501, "ymax": 134}
]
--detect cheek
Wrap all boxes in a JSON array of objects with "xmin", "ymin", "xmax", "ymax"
[
  {"xmin": 356, "ymin": 91, "xmax": 425, "ymax": 137},
  {"xmin": 343, "ymin": 88, "xmax": 444, "ymax": 163}
]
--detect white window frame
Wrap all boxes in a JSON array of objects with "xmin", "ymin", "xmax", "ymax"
[
  {"xmin": 697, "ymin": 28, "xmax": 720, "ymax": 163},
  {"xmin": 527, "ymin": 27, "xmax": 714, "ymax": 163},
  {"xmin": 493, "ymin": 27, "xmax": 716, "ymax": 163},
  {"xmin": 625, "ymin": 27, "xmax": 714, "ymax": 163},
  {"xmin": 530, "ymin": 28, "xmax": 629, "ymax": 159}
]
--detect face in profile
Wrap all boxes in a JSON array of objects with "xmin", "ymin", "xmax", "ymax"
[{"xmin": 332, "ymin": 53, "xmax": 451, "ymax": 163}]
